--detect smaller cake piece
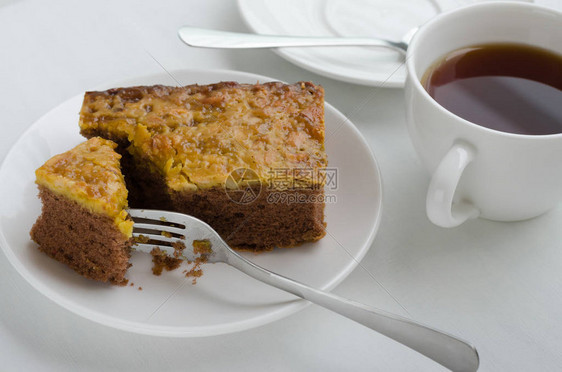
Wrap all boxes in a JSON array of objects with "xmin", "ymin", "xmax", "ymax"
[{"xmin": 30, "ymin": 137, "xmax": 133, "ymax": 285}]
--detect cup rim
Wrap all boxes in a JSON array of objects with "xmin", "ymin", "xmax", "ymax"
[{"xmin": 406, "ymin": 1, "xmax": 562, "ymax": 139}]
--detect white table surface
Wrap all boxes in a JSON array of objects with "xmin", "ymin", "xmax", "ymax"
[{"xmin": 2, "ymin": 0, "xmax": 562, "ymax": 371}]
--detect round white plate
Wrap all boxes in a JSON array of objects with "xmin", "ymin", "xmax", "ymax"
[
  {"xmin": 237, "ymin": 0, "xmax": 537, "ymax": 87},
  {"xmin": 0, "ymin": 69, "xmax": 382, "ymax": 337}
]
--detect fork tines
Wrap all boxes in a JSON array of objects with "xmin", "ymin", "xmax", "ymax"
[{"xmin": 128, "ymin": 209, "xmax": 187, "ymax": 257}]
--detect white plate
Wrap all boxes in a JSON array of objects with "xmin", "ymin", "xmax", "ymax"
[
  {"xmin": 0, "ymin": 69, "xmax": 382, "ymax": 337},
  {"xmin": 237, "ymin": 0, "xmax": 537, "ymax": 87}
]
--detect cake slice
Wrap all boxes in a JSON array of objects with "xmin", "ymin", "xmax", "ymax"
[
  {"xmin": 30, "ymin": 137, "xmax": 133, "ymax": 284},
  {"xmin": 79, "ymin": 82, "xmax": 327, "ymax": 251}
]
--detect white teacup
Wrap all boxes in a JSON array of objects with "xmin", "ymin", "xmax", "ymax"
[{"xmin": 405, "ymin": 2, "xmax": 562, "ymax": 228}]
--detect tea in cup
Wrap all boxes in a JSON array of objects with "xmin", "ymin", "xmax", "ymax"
[{"xmin": 405, "ymin": 2, "xmax": 562, "ymax": 227}]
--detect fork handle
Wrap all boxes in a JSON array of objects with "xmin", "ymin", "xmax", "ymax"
[
  {"xmin": 177, "ymin": 26, "xmax": 407, "ymax": 54},
  {"xmin": 226, "ymin": 250, "xmax": 479, "ymax": 372}
]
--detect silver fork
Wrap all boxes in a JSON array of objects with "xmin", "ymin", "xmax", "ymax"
[{"xmin": 129, "ymin": 208, "xmax": 479, "ymax": 372}]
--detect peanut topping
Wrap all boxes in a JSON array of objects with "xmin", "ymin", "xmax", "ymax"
[{"xmin": 80, "ymin": 82, "xmax": 327, "ymax": 191}]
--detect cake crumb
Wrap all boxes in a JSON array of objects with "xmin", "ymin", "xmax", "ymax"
[
  {"xmin": 138, "ymin": 286, "xmax": 142, "ymax": 291},
  {"xmin": 150, "ymin": 247, "xmax": 182, "ymax": 275},
  {"xmin": 148, "ymin": 239, "xmax": 211, "ymax": 284},
  {"xmin": 185, "ymin": 265, "xmax": 204, "ymax": 284},
  {"xmin": 184, "ymin": 239, "xmax": 212, "ymax": 284},
  {"xmin": 134, "ymin": 234, "xmax": 149, "ymax": 244},
  {"xmin": 193, "ymin": 239, "xmax": 212, "ymax": 255},
  {"xmin": 172, "ymin": 241, "xmax": 186, "ymax": 258}
]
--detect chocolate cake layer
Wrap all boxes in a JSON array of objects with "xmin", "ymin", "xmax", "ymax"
[
  {"xmin": 171, "ymin": 187, "xmax": 326, "ymax": 251},
  {"xmin": 30, "ymin": 186, "xmax": 132, "ymax": 284}
]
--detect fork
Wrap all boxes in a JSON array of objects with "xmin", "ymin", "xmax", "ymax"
[{"xmin": 129, "ymin": 208, "xmax": 479, "ymax": 372}]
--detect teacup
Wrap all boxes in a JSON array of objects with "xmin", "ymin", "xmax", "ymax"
[{"xmin": 405, "ymin": 2, "xmax": 562, "ymax": 227}]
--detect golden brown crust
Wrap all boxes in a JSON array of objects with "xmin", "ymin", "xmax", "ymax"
[
  {"xmin": 80, "ymin": 82, "xmax": 323, "ymax": 136},
  {"xmin": 80, "ymin": 82, "xmax": 327, "ymax": 191}
]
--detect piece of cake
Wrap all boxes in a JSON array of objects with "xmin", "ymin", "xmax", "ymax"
[
  {"xmin": 30, "ymin": 137, "xmax": 133, "ymax": 284},
  {"xmin": 79, "ymin": 81, "xmax": 327, "ymax": 251}
]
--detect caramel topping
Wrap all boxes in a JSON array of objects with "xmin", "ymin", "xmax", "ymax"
[
  {"xmin": 35, "ymin": 137, "xmax": 133, "ymax": 237},
  {"xmin": 80, "ymin": 82, "xmax": 327, "ymax": 191}
]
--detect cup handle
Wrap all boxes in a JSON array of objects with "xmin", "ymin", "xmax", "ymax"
[{"xmin": 426, "ymin": 141, "xmax": 480, "ymax": 227}]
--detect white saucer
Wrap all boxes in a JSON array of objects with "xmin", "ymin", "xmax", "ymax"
[
  {"xmin": 0, "ymin": 69, "xmax": 383, "ymax": 337},
  {"xmin": 237, "ymin": 0, "xmax": 539, "ymax": 87}
]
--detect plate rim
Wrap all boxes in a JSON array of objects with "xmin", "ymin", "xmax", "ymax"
[
  {"xmin": 0, "ymin": 68, "xmax": 383, "ymax": 337},
  {"xmin": 236, "ymin": 0, "xmax": 405, "ymax": 88}
]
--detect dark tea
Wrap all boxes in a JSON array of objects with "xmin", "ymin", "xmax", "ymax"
[{"xmin": 422, "ymin": 43, "xmax": 562, "ymax": 135}]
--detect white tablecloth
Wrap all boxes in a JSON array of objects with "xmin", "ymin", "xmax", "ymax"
[{"xmin": 2, "ymin": 0, "xmax": 562, "ymax": 370}]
